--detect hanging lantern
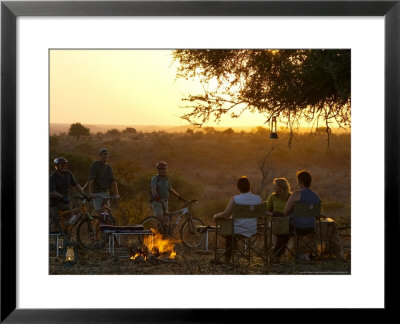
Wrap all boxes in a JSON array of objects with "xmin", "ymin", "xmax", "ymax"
[
  {"xmin": 63, "ymin": 241, "xmax": 77, "ymax": 268},
  {"xmin": 270, "ymin": 117, "xmax": 278, "ymax": 139}
]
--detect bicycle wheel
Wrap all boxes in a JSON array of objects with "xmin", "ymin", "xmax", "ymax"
[
  {"xmin": 141, "ymin": 216, "xmax": 163, "ymax": 233},
  {"xmin": 180, "ymin": 217, "xmax": 204, "ymax": 248},
  {"xmin": 76, "ymin": 215, "xmax": 106, "ymax": 249},
  {"xmin": 98, "ymin": 209, "xmax": 117, "ymax": 226},
  {"xmin": 107, "ymin": 212, "xmax": 117, "ymax": 226},
  {"xmin": 140, "ymin": 216, "xmax": 163, "ymax": 244}
]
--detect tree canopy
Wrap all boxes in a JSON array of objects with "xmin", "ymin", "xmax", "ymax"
[
  {"xmin": 68, "ymin": 122, "xmax": 90, "ymax": 140},
  {"xmin": 106, "ymin": 128, "xmax": 121, "ymax": 136},
  {"xmin": 173, "ymin": 49, "xmax": 350, "ymax": 141},
  {"xmin": 123, "ymin": 127, "xmax": 137, "ymax": 134}
]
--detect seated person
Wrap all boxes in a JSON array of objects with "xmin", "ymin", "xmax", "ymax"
[
  {"xmin": 266, "ymin": 177, "xmax": 291, "ymax": 258},
  {"xmin": 213, "ymin": 176, "xmax": 262, "ymax": 265},
  {"xmin": 284, "ymin": 170, "xmax": 321, "ymax": 260}
]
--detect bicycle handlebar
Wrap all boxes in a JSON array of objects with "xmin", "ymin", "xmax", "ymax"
[
  {"xmin": 77, "ymin": 195, "xmax": 120, "ymax": 201},
  {"xmin": 94, "ymin": 195, "xmax": 120, "ymax": 200},
  {"xmin": 183, "ymin": 199, "xmax": 198, "ymax": 207}
]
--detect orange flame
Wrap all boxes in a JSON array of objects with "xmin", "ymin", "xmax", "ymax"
[
  {"xmin": 130, "ymin": 229, "xmax": 178, "ymax": 260},
  {"xmin": 131, "ymin": 253, "xmax": 148, "ymax": 261}
]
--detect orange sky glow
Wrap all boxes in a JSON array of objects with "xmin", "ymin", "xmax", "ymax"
[{"xmin": 49, "ymin": 50, "xmax": 341, "ymax": 129}]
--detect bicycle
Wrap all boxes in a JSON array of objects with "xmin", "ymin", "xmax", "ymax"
[
  {"xmin": 141, "ymin": 200, "xmax": 204, "ymax": 248},
  {"xmin": 77, "ymin": 195, "xmax": 120, "ymax": 248},
  {"xmin": 89, "ymin": 195, "xmax": 118, "ymax": 226},
  {"xmin": 49, "ymin": 195, "xmax": 117, "ymax": 250}
]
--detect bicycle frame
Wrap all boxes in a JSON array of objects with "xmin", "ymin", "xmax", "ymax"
[
  {"xmin": 51, "ymin": 196, "xmax": 116, "ymax": 250},
  {"xmin": 166, "ymin": 209, "xmax": 188, "ymax": 229},
  {"xmin": 95, "ymin": 196, "xmax": 117, "ymax": 224},
  {"xmin": 58, "ymin": 204, "xmax": 87, "ymax": 219},
  {"xmin": 55, "ymin": 199, "xmax": 91, "ymax": 231},
  {"xmin": 163, "ymin": 201, "xmax": 195, "ymax": 233},
  {"xmin": 142, "ymin": 199, "xmax": 203, "ymax": 248}
]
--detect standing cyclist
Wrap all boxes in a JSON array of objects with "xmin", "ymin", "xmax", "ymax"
[
  {"xmin": 88, "ymin": 148, "xmax": 120, "ymax": 215},
  {"xmin": 150, "ymin": 161, "xmax": 186, "ymax": 223},
  {"xmin": 49, "ymin": 157, "xmax": 86, "ymax": 227}
]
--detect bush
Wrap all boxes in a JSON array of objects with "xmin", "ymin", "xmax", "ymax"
[
  {"xmin": 322, "ymin": 200, "xmax": 346, "ymax": 212},
  {"xmin": 251, "ymin": 126, "xmax": 269, "ymax": 136},
  {"xmin": 195, "ymin": 199, "xmax": 230, "ymax": 224},
  {"xmin": 68, "ymin": 123, "xmax": 90, "ymax": 139},
  {"xmin": 114, "ymin": 198, "xmax": 151, "ymax": 225},
  {"xmin": 114, "ymin": 160, "xmax": 141, "ymax": 184},
  {"xmin": 49, "ymin": 135, "xmax": 59, "ymax": 148},
  {"xmin": 74, "ymin": 141, "xmax": 93, "ymax": 154},
  {"xmin": 122, "ymin": 127, "xmax": 137, "ymax": 134},
  {"xmin": 223, "ymin": 128, "xmax": 235, "ymax": 134},
  {"xmin": 106, "ymin": 129, "xmax": 121, "ymax": 136}
]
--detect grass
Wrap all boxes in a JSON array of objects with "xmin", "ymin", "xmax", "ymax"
[{"xmin": 50, "ymin": 128, "xmax": 351, "ymax": 274}]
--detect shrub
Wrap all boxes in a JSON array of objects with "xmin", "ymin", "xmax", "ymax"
[
  {"xmin": 68, "ymin": 123, "xmax": 90, "ymax": 140},
  {"xmin": 122, "ymin": 127, "xmax": 137, "ymax": 134},
  {"xmin": 252, "ymin": 126, "xmax": 269, "ymax": 136},
  {"xmin": 195, "ymin": 199, "xmax": 230, "ymax": 224},
  {"xmin": 49, "ymin": 135, "xmax": 59, "ymax": 148},
  {"xmin": 74, "ymin": 141, "xmax": 93, "ymax": 154},
  {"xmin": 106, "ymin": 128, "xmax": 121, "ymax": 136},
  {"xmin": 114, "ymin": 160, "xmax": 142, "ymax": 184},
  {"xmin": 322, "ymin": 200, "xmax": 346, "ymax": 212},
  {"xmin": 114, "ymin": 198, "xmax": 151, "ymax": 225},
  {"xmin": 223, "ymin": 128, "xmax": 235, "ymax": 135}
]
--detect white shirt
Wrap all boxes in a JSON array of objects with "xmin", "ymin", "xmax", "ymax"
[{"xmin": 233, "ymin": 192, "xmax": 262, "ymax": 237}]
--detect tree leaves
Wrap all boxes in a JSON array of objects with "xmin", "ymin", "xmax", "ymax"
[
  {"xmin": 68, "ymin": 122, "xmax": 90, "ymax": 140},
  {"xmin": 173, "ymin": 49, "xmax": 351, "ymax": 138}
]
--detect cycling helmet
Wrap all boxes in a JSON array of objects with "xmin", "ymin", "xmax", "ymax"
[
  {"xmin": 54, "ymin": 157, "xmax": 69, "ymax": 165},
  {"xmin": 156, "ymin": 161, "xmax": 168, "ymax": 169},
  {"xmin": 99, "ymin": 147, "xmax": 109, "ymax": 155}
]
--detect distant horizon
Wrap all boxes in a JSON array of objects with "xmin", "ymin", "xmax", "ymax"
[
  {"xmin": 50, "ymin": 122, "xmax": 350, "ymax": 135},
  {"xmin": 50, "ymin": 122, "xmax": 273, "ymax": 128},
  {"xmin": 50, "ymin": 121, "xmax": 347, "ymax": 128}
]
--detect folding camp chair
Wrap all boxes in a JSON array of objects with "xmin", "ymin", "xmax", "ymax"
[
  {"xmin": 269, "ymin": 215, "xmax": 294, "ymax": 262},
  {"xmin": 293, "ymin": 201, "xmax": 323, "ymax": 261},
  {"xmin": 214, "ymin": 203, "xmax": 267, "ymax": 266}
]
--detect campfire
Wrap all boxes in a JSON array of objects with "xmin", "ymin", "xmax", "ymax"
[{"xmin": 130, "ymin": 229, "xmax": 178, "ymax": 264}]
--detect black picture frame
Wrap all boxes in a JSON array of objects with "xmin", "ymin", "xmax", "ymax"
[{"xmin": 1, "ymin": 0, "xmax": 398, "ymax": 321}]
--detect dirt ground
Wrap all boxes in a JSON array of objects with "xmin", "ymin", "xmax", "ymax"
[{"xmin": 49, "ymin": 234, "xmax": 350, "ymax": 275}]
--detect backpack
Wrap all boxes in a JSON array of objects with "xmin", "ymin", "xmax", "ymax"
[
  {"xmin": 149, "ymin": 175, "xmax": 159, "ymax": 202},
  {"xmin": 149, "ymin": 175, "xmax": 169, "ymax": 202}
]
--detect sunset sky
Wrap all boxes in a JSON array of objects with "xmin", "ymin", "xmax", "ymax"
[{"xmin": 50, "ymin": 49, "xmax": 271, "ymax": 128}]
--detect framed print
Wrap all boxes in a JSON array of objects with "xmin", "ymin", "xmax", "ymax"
[{"xmin": 1, "ymin": 0, "xmax": 398, "ymax": 321}]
